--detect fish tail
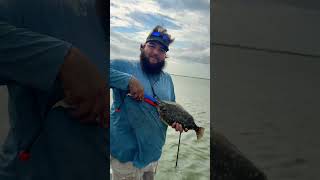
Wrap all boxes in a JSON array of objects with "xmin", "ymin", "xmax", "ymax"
[{"xmin": 196, "ymin": 127, "xmax": 205, "ymax": 140}]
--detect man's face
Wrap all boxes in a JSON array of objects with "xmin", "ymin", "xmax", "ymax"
[{"xmin": 140, "ymin": 41, "xmax": 167, "ymax": 74}]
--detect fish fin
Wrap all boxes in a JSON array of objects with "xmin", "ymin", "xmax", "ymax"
[{"xmin": 196, "ymin": 127, "xmax": 205, "ymax": 140}]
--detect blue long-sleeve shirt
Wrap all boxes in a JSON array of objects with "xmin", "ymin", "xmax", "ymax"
[
  {"xmin": 110, "ymin": 59, "xmax": 175, "ymax": 168},
  {"xmin": 0, "ymin": 1, "xmax": 107, "ymax": 179}
]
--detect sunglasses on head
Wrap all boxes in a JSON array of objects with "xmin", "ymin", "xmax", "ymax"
[{"xmin": 150, "ymin": 31, "xmax": 170, "ymax": 43}]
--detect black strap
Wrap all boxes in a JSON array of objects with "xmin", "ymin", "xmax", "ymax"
[{"xmin": 147, "ymin": 75, "xmax": 159, "ymax": 99}]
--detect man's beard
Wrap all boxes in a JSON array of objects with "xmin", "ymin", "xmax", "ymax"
[{"xmin": 140, "ymin": 51, "xmax": 166, "ymax": 74}]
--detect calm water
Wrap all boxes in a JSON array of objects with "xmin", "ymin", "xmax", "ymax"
[
  {"xmin": 110, "ymin": 75, "xmax": 210, "ymax": 180},
  {"xmin": 213, "ymin": 45, "xmax": 320, "ymax": 179}
]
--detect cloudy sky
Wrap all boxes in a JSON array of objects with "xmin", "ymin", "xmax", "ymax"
[{"xmin": 110, "ymin": 0, "xmax": 210, "ymax": 78}]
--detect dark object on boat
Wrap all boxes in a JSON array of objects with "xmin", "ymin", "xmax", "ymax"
[{"xmin": 212, "ymin": 131, "xmax": 268, "ymax": 180}]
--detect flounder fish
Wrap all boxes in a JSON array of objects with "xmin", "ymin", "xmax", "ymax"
[{"xmin": 156, "ymin": 100, "xmax": 205, "ymax": 140}]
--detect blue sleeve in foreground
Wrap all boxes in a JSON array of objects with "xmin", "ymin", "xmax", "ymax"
[
  {"xmin": 0, "ymin": 21, "xmax": 71, "ymax": 91},
  {"xmin": 110, "ymin": 60, "xmax": 133, "ymax": 90}
]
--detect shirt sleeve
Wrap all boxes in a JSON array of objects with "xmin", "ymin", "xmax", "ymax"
[
  {"xmin": 0, "ymin": 21, "xmax": 71, "ymax": 91},
  {"xmin": 109, "ymin": 60, "xmax": 132, "ymax": 90}
]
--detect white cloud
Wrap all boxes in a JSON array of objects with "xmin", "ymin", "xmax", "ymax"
[{"xmin": 110, "ymin": 0, "xmax": 210, "ymax": 65}]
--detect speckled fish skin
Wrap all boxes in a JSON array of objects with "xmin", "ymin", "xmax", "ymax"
[
  {"xmin": 157, "ymin": 100, "xmax": 204, "ymax": 139},
  {"xmin": 212, "ymin": 130, "xmax": 268, "ymax": 180}
]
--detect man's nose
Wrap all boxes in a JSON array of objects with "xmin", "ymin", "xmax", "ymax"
[{"xmin": 151, "ymin": 47, "xmax": 161, "ymax": 56}]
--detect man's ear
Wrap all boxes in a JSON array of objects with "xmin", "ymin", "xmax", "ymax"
[{"xmin": 140, "ymin": 43, "xmax": 145, "ymax": 51}]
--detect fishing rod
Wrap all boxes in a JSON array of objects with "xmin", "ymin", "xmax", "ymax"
[{"xmin": 176, "ymin": 131, "xmax": 182, "ymax": 168}]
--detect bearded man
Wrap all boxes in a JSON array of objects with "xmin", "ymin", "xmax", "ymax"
[{"xmin": 110, "ymin": 25, "xmax": 186, "ymax": 180}]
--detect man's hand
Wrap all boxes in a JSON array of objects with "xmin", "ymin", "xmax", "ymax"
[
  {"xmin": 128, "ymin": 76, "xmax": 144, "ymax": 101},
  {"xmin": 59, "ymin": 47, "xmax": 108, "ymax": 125},
  {"xmin": 172, "ymin": 122, "xmax": 188, "ymax": 133}
]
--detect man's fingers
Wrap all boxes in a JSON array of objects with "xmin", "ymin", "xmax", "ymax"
[
  {"xmin": 70, "ymin": 100, "xmax": 93, "ymax": 119},
  {"xmin": 76, "ymin": 98, "xmax": 99, "ymax": 124},
  {"xmin": 131, "ymin": 89, "xmax": 144, "ymax": 101},
  {"xmin": 140, "ymin": 90, "xmax": 144, "ymax": 100},
  {"xmin": 174, "ymin": 123, "xmax": 183, "ymax": 133},
  {"xmin": 59, "ymin": 47, "xmax": 108, "ymax": 126},
  {"xmin": 171, "ymin": 122, "xmax": 187, "ymax": 133},
  {"xmin": 129, "ymin": 76, "xmax": 144, "ymax": 101},
  {"xmin": 70, "ymin": 103, "xmax": 88, "ymax": 118},
  {"xmin": 138, "ymin": 88, "xmax": 144, "ymax": 100},
  {"xmin": 178, "ymin": 124, "xmax": 183, "ymax": 133},
  {"xmin": 138, "ymin": 93, "xmax": 144, "ymax": 101},
  {"xmin": 133, "ymin": 93, "xmax": 139, "ymax": 100},
  {"xmin": 173, "ymin": 123, "xmax": 181, "ymax": 132},
  {"xmin": 129, "ymin": 88, "xmax": 138, "ymax": 100}
]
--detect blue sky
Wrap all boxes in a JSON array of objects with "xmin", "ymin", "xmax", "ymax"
[{"xmin": 110, "ymin": 0, "xmax": 210, "ymax": 78}]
